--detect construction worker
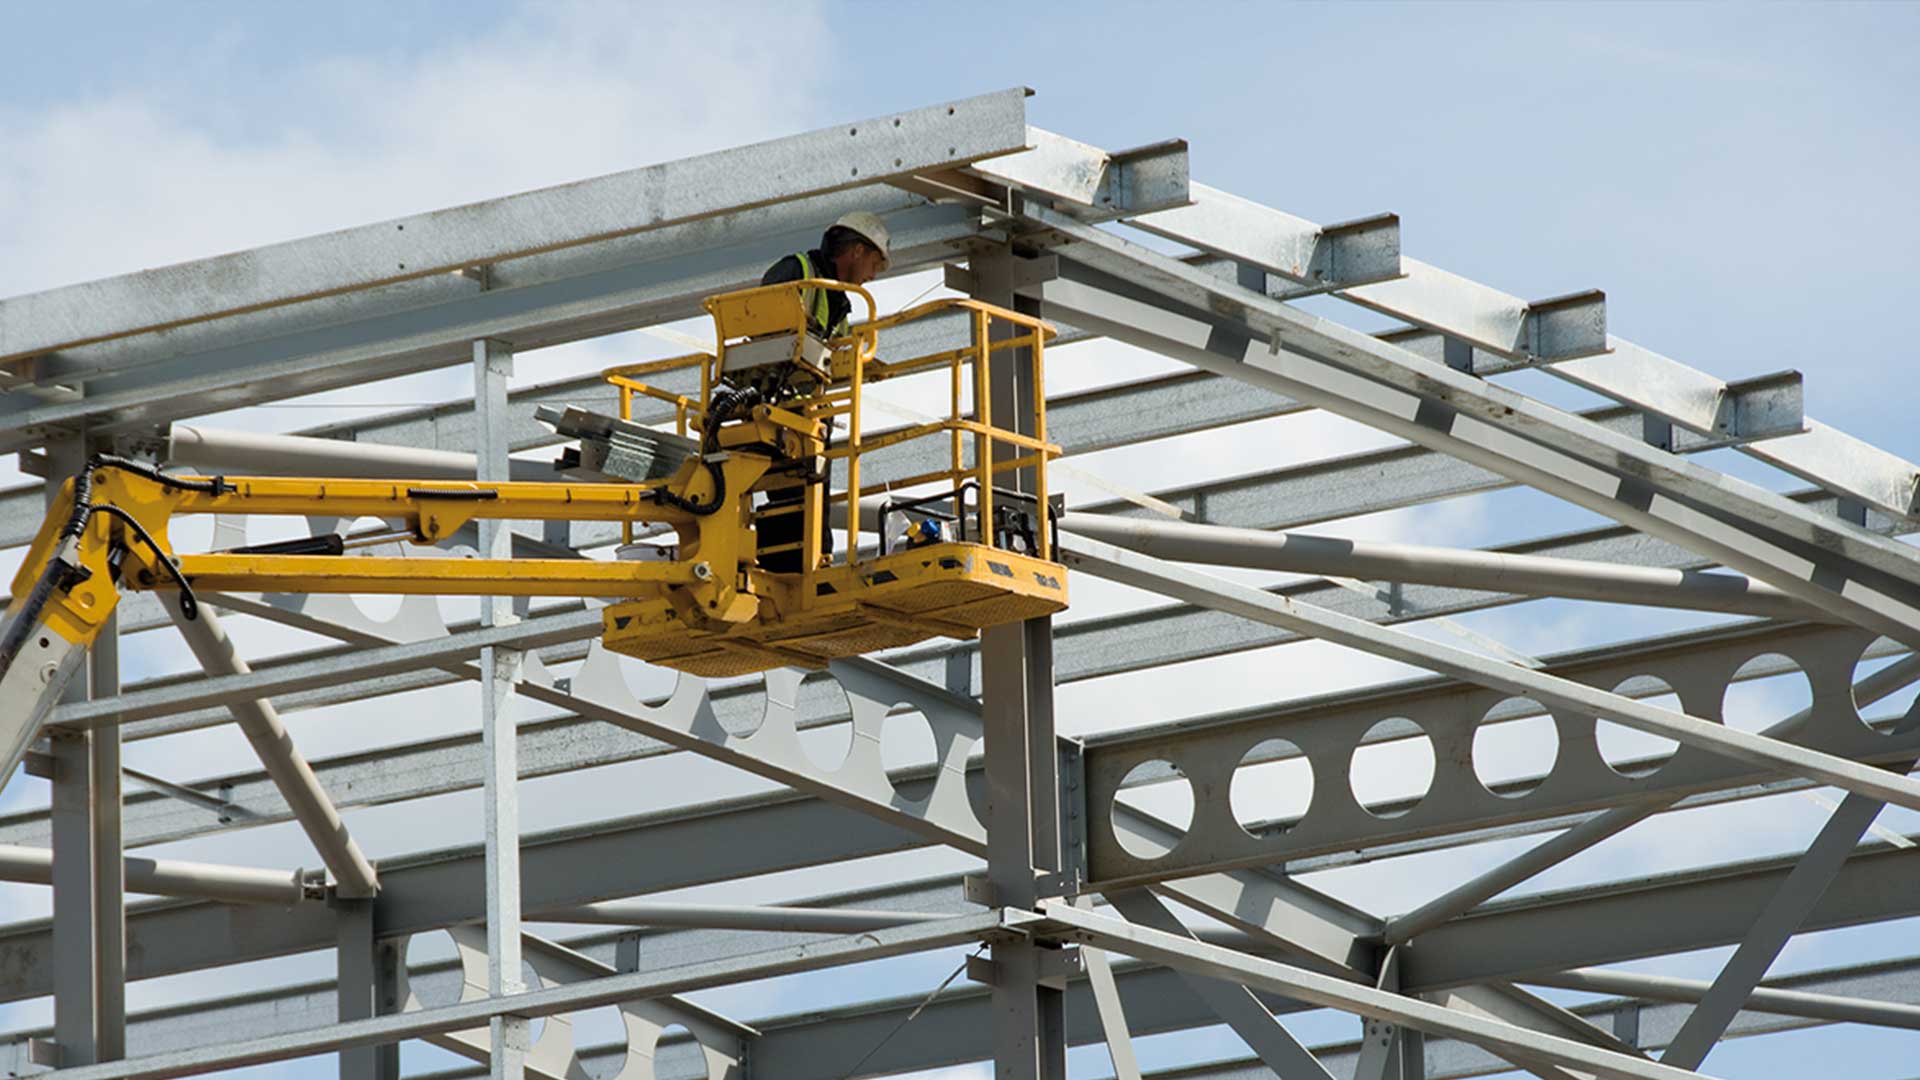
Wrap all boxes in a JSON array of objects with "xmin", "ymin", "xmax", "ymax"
[
  {"xmin": 754, "ymin": 212, "xmax": 889, "ymax": 574},
  {"xmin": 760, "ymin": 211, "xmax": 891, "ymax": 338}
]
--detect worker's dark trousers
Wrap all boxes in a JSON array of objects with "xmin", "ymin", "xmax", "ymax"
[{"xmin": 758, "ymin": 485, "xmax": 834, "ymax": 574}]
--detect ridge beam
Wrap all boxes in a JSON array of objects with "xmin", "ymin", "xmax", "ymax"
[{"xmin": 0, "ymin": 88, "xmax": 1029, "ymax": 365}]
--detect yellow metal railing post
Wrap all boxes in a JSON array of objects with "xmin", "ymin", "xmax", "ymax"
[
  {"xmin": 1032, "ymin": 328, "xmax": 1049, "ymax": 561},
  {"xmin": 619, "ymin": 383, "xmax": 634, "ymax": 546},
  {"xmin": 971, "ymin": 309, "xmax": 993, "ymax": 548},
  {"xmin": 845, "ymin": 335, "xmax": 865, "ymax": 567},
  {"xmin": 950, "ymin": 333, "xmax": 964, "ymax": 541}
]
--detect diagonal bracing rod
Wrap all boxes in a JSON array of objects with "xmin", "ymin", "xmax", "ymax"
[
  {"xmin": 1108, "ymin": 890, "xmax": 1336, "ymax": 1079},
  {"xmin": 160, "ymin": 595, "xmax": 378, "ymax": 898},
  {"xmin": 1038, "ymin": 903, "xmax": 1713, "ymax": 1080},
  {"xmin": 0, "ymin": 843, "xmax": 311, "ymax": 905},
  {"xmin": 36, "ymin": 910, "xmax": 1018, "ymax": 1080},
  {"xmin": 1527, "ymin": 966, "xmax": 1920, "ymax": 1031},
  {"xmin": 1060, "ymin": 535, "xmax": 1920, "ymax": 812},
  {"xmin": 1060, "ymin": 512, "xmax": 1827, "ymax": 622},
  {"xmin": 1661, "ymin": 698, "xmax": 1920, "ymax": 1070}
]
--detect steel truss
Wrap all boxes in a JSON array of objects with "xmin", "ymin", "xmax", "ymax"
[{"xmin": 2, "ymin": 88, "xmax": 1917, "ymax": 1079}]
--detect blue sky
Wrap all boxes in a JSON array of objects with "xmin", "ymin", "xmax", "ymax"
[{"xmin": 2, "ymin": 2, "xmax": 1918, "ymax": 1078}]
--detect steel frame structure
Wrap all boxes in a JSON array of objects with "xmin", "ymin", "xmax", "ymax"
[{"xmin": 2, "ymin": 88, "xmax": 1918, "ymax": 1079}]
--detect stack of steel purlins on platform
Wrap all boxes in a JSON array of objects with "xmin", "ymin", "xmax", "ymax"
[
  {"xmin": 1, "ymin": 86, "xmax": 1918, "ymax": 1080},
  {"xmin": 538, "ymin": 405, "xmax": 699, "ymax": 484}
]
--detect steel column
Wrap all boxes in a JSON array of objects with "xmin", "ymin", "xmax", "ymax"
[
  {"xmin": 971, "ymin": 245, "xmax": 1068, "ymax": 1080},
  {"xmin": 46, "ymin": 435, "xmax": 127, "ymax": 1066},
  {"xmin": 474, "ymin": 338, "xmax": 528, "ymax": 1080},
  {"xmin": 335, "ymin": 898, "xmax": 400, "ymax": 1080}
]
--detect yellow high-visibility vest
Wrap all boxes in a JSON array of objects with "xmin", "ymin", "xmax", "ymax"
[{"xmin": 793, "ymin": 252, "xmax": 848, "ymax": 337}]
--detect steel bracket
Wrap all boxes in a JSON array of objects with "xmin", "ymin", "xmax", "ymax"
[
  {"xmin": 1712, "ymin": 369, "xmax": 1806, "ymax": 442},
  {"xmin": 1035, "ymin": 944, "xmax": 1084, "ymax": 990},
  {"xmin": 965, "ymin": 952, "xmax": 998, "ymax": 987},
  {"xmin": 945, "ymin": 253, "xmax": 1060, "ymax": 296},
  {"xmin": 1267, "ymin": 212, "xmax": 1405, "ymax": 299},
  {"xmin": 1519, "ymin": 289, "xmax": 1610, "ymax": 363}
]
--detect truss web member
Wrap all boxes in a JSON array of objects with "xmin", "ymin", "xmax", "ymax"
[{"xmin": 755, "ymin": 212, "xmax": 892, "ymax": 571}]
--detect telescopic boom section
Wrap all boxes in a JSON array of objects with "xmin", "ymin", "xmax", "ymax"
[{"xmin": 0, "ymin": 281, "xmax": 1069, "ymax": 796}]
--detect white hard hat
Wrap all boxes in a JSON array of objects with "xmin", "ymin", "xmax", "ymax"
[{"xmin": 832, "ymin": 211, "xmax": 891, "ymax": 269}]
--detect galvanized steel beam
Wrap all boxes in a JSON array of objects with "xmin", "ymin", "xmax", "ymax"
[
  {"xmin": 160, "ymin": 594, "xmax": 379, "ymax": 898},
  {"xmin": 0, "ymin": 89, "xmax": 1028, "ymax": 365},
  {"xmin": 37, "ymin": 911, "xmax": 1020, "ymax": 1080},
  {"xmin": 1120, "ymin": 171, "xmax": 1920, "ymax": 521},
  {"xmin": 1060, "ymin": 512, "xmax": 1826, "ymax": 622},
  {"xmin": 1026, "ymin": 244, "xmax": 1920, "ymax": 648},
  {"xmin": 1038, "ymin": 903, "xmax": 1711, "ymax": 1080},
  {"xmin": 1063, "ymin": 534, "xmax": 1920, "ymax": 884},
  {"xmin": 0, "ymin": 196, "xmax": 983, "ymax": 449},
  {"xmin": 0, "ymin": 843, "xmax": 312, "ymax": 905}
]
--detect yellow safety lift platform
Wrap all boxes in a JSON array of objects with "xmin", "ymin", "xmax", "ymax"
[{"xmin": 2, "ymin": 279, "xmax": 1069, "ymax": 714}]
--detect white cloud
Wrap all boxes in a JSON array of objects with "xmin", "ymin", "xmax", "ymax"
[
  {"xmin": 0, "ymin": 2, "xmax": 829, "ymax": 296},
  {"xmin": 0, "ymin": 0, "xmax": 839, "ymax": 1046}
]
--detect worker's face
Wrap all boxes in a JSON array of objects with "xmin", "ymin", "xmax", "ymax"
[{"xmin": 839, "ymin": 241, "xmax": 886, "ymax": 286}]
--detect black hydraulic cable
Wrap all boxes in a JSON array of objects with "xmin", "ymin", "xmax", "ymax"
[
  {"xmin": 88, "ymin": 452, "xmax": 234, "ymax": 497},
  {"xmin": 0, "ymin": 456, "xmax": 211, "ymax": 687},
  {"xmin": 85, "ymin": 504, "xmax": 200, "ymax": 621},
  {"xmin": 654, "ymin": 386, "xmax": 762, "ymax": 517}
]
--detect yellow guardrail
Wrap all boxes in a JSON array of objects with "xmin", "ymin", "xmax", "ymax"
[{"xmin": 602, "ymin": 281, "xmax": 1059, "ymax": 583}]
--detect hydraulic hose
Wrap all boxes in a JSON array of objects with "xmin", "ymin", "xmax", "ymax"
[
  {"xmin": 653, "ymin": 386, "xmax": 762, "ymax": 517},
  {"xmin": 0, "ymin": 456, "xmax": 211, "ymax": 680}
]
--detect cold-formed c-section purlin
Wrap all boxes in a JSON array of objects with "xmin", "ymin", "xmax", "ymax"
[{"xmin": 0, "ymin": 88, "xmax": 1916, "ymax": 1080}]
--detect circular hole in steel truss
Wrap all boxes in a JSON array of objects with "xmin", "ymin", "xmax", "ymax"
[
  {"xmin": 1112, "ymin": 759, "xmax": 1194, "ymax": 861},
  {"xmin": 1598, "ymin": 675, "xmax": 1682, "ymax": 778},
  {"xmin": 1473, "ymin": 698, "xmax": 1558, "ymax": 799},
  {"xmin": 401, "ymin": 932, "xmax": 461, "ymax": 1009},
  {"xmin": 799, "ymin": 678, "xmax": 855, "ymax": 773},
  {"xmin": 569, "ymin": 1005, "xmax": 627, "ymax": 1080},
  {"xmin": 1230, "ymin": 737, "xmax": 1313, "ymax": 836},
  {"xmin": 881, "ymin": 704, "xmax": 939, "ymax": 781},
  {"xmin": 656, "ymin": 1023, "xmax": 711, "ymax": 1080},
  {"xmin": 1349, "ymin": 717, "xmax": 1433, "ymax": 818},
  {"xmin": 1724, "ymin": 652, "xmax": 1814, "ymax": 737},
  {"xmin": 344, "ymin": 515, "xmax": 406, "ymax": 622},
  {"xmin": 1852, "ymin": 636, "xmax": 1920, "ymax": 737}
]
